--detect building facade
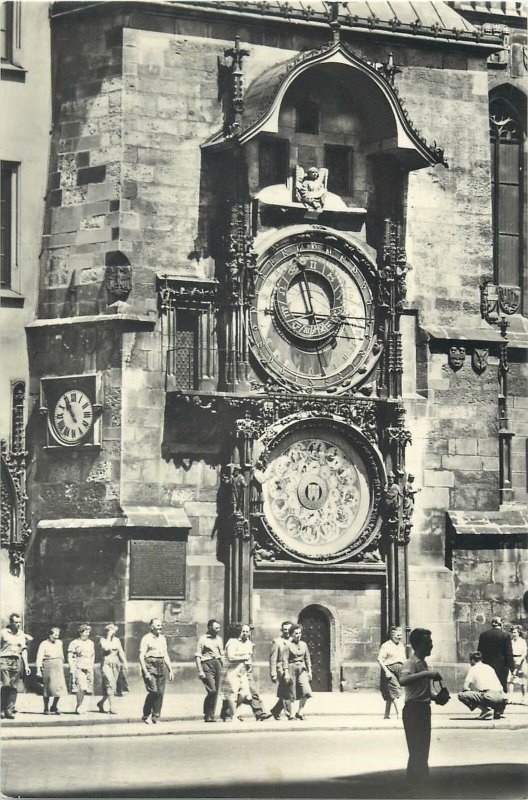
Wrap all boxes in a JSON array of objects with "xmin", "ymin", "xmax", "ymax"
[
  {"xmin": 19, "ymin": 0, "xmax": 527, "ymax": 689},
  {"xmin": 1, "ymin": 1, "xmax": 51, "ymax": 616}
]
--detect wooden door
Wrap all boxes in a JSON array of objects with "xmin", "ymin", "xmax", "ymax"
[{"xmin": 299, "ymin": 606, "xmax": 331, "ymax": 691}]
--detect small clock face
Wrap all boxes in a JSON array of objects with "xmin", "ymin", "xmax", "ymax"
[
  {"xmin": 52, "ymin": 389, "xmax": 93, "ymax": 445},
  {"xmin": 250, "ymin": 235, "xmax": 378, "ymax": 393}
]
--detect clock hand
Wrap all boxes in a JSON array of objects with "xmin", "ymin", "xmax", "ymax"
[
  {"xmin": 294, "ymin": 258, "xmax": 317, "ymax": 325},
  {"xmin": 63, "ymin": 396, "xmax": 78, "ymax": 424}
]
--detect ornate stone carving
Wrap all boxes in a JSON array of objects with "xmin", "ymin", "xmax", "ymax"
[
  {"xmin": 480, "ymin": 281, "xmax": 520, "ymax": 322},
  {"xmin": 383, "ymin": 471, "xmax": 402, "ymax": 542},
  {"xmin": 1, "ymin": 382, "xmax": 31, "ymax": 575},
  {"xmin": 219, "ymin": 35, "xmax": 250, "ymax": 135},
  {"xmin": 472, "ymin": 347, "xmax": 488, "ymax": 375},
  {"xmin": 399, "ymin": 473, "xmax": 419, "ymax": 545},
  {"xmin": 225, "ymin": 203, "xmax": 257, "ymax": 305},
  {"xmin": 294, "ymin": 166, "xmax": 328, "ymax": 210},
  {"xmin": 448, "ymin": 344, "xmax": 466, "ymax": 370},
  {"xmin": 105, "ymin": 263, "xmax": 132, "ymax": 301},
  {"xmin": 498, "ymin": 285, "xmax": 521, "ymax": 316}
]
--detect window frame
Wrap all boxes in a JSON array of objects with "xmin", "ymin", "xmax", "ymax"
[
  {"xmin": 295, "ymin": 99, "xmax": 320, "ymax": 135},
  {"xmin": 258, "ymin": 135, "xmax": 290, "ymax": 189},
  {"xmin": 489, "ymin": 94, "xmax": 525, "ymax": 300},
  {"xmin": 324, "ymin": 144, "xmax": 354, "ymax": 197},
  {"xmin": 1, "ymin": 1, "xmax": 22, "ymax": 67},
  {"xmin": 1, "ymin": 161, "xmax": 20, "ymax": 292}
]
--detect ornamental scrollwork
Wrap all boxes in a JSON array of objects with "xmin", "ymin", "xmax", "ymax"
[
  {"xmin": 1, "ymin": 382, "xmax": 31, "ymax": 575},
  {"xmin": 225, "ymin": 203, "xmax": 257, "ymax": 305}
]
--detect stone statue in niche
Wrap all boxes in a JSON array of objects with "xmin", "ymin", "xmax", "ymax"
[
  {"xmin": 230, "ymin": 465, "xmax": 247, "ymax": 516},
  {"xmin": 384, "ymin": 471, "xmax": 402, "ymax": 527},
  {"xmin": 448, "ymin": 344, "xmax": 466, "ymax": 371},
  {"xmin": 295, "ymin": 166, "xmax": 328, "ymax": 210}
]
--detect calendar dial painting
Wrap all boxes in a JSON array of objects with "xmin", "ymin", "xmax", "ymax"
[{"xmin": 261, "ymin": 427, "xmax": 372, "ymax": 562}]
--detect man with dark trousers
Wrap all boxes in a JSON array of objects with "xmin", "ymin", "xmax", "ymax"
[
  {"xmin": 269, "ymin": 621, "xmax": 293, "ymax": 719},
  {"xmin": 139, "ymin": 618, "xmax": 174, "ymax": 724},
  {"xmin": 399, "ymin": 628, "xmax": 442, "ymax": 792},
  {"xmin": 477, "ymin": 616, "xmax": 515, "ymax": 717},
  {"xmin": 195, "ymin": 619, "xmax": 224, "ymax": 722}
]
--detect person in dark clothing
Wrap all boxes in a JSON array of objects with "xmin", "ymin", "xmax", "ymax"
[{"xmin": 477, "ymin": 616, "xmax": 515, "ymax": 716}]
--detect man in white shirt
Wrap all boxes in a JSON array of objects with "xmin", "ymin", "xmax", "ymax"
[
  {"xmin": 139, "ymin": 618, "xmax": 173, "ymax": 724},
  {"xmin": 458, "ymin": 651, "xmax": 507, "ymax": 720},
  {"xmin": 1, "ymin": 613, "xmax": 31, "ymax": 720},
  {"xmin": 195, "ymin": 619, "xmax": 224, "ymax": 722}
]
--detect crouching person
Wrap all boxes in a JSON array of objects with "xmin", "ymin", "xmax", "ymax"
[{"xmin": 458, "ymin": 651, "xmax": 507, "ymax": 720}]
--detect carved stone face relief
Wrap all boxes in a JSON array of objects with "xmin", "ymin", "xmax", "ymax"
[
  {"xmin": 472, "ymin": 347, "xmax": 488, "ymax": 374},
  {"xmin": 448, "ymin": 345, "xmax": 466, "ymax": 370}
]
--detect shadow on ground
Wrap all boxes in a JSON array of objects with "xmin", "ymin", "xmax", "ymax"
[{"xmin": 31, "ymin": 764, "xmax": 528, "ymax": 799}]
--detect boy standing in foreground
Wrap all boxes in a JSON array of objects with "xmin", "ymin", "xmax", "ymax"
[{"xmin": 399, "ymin": 628, "xmax": 442, "ymax": 788}]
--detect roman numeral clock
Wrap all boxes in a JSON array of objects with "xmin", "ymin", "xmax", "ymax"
[
  {"xmin": 40, "ymin": 374, "xmax": 102, "ymax": 448},
  {"xmin": 249, "ymin": 230, "xmax": 380, "ymax": 394}
]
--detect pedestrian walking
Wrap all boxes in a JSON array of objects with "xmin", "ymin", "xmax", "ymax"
[
  {"xmin": 508, "ymin": 626, "xmax": 527, "ymax": 704},
  {"xmin": 269, "ymin": 620, "xmax": 293, "ymax": 720},
  {"xmin": 139, "ymin": 618, "xmax": 173, "ymax": 724},
  {"xmin": 282, "ymin": 623, "xmax": 312, "ymax": 720},
  {"xmin": 458, "ymin": 651, "xmax": 507, "ymax": 719},
  {"xmin": 67, "ymin": 624, "xmax": 95, "ymax": 714},
  {"xmin": 377, "ymin": 625, "xmax": 406, "ymax": 719},
  {"xmin": 234, "ymin": 626, "xmax": 271, "ymax": 722},
  {"xmin": 399, "ymin": 627, "xmax": 442, "ymax": 790},
  {"xmin": 477, "ymin": 616, "xmax": 515, "ymax": 706},
  {"xmin": 220, "ymin": 622, "xmax": 252, "ymax": 721},
  {"xmin": 97, "ymin": 623, "xmax": 128, "ymax": 715},
  {"xmin": 195, "ymin": 619, "xmax": 224, "ymax": 722},
  {"xmin": 1, "ymin": 613, "xmax": 31, "ymax": 720},
  {"xmin": 35, "ymin": 626, "xmax": 67, "ymax": 715}
]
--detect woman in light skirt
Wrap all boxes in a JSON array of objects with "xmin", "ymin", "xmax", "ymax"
[
  {"xmin": 97, "ymin": 623, "xmax": 128, "ymax": 715},
  {"xmin": 377, "ymin": 626, "xmax": 406, "ymax": 719},
  {"xmin": 35, "ymin": 627, "xmax": 67, "ymax": 715}
]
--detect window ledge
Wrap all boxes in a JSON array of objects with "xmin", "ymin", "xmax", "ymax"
[
  {"xmin": 1, "ymin": 62, "xmax": 26, "ymax": 82},
  {"xmin": 0, "ymin": 289, "xmax": 25, "ymax": 308}
]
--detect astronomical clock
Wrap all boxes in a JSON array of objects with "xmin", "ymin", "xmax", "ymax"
[
  {"xmin": 249, "ymin": 229, "xmax": 380, "ymax": 395},
  {"xmin": 246, "ymin": 226, "xmax": 386, "ymax": 567}
]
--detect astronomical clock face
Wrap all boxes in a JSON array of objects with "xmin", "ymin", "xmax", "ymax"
[
  {"xmin": 261, "ymin": 426, "xmax": 374, "ymax": 562},
  {"xmin": 250, "ymin": 235, "xmax": 378, "ymax": 393}
]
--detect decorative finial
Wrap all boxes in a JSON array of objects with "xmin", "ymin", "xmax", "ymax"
[{"xmin": 328, "ymin": 1, "xmax": 341, "ymax": 44}]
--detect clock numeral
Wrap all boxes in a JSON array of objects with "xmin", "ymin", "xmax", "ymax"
[{"xmin": 70, "ymin": 392, "xmax": 77, "ymax": 403}]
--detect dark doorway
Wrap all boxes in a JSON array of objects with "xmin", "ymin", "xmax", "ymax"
[{"xmin": 299, "ymin": 605, "xmax": 331, "ymax": 691}]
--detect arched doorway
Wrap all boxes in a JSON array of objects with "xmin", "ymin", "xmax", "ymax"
[{"xmin": 299, "ymin": 605, "xmax": 331, "ymax": 691}]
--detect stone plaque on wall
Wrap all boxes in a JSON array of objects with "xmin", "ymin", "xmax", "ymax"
[{"xmin": 129, "ymin": 539, "xmax": 186, "ymax": 599}]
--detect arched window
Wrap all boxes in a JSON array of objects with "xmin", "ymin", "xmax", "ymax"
[
  {"xmin": 489, "ymin": 92, "xmax": 525, "ymax": 293},
  {"xmin": 295, "ymin": 99, "xmax": 319, "ymax": 134}
]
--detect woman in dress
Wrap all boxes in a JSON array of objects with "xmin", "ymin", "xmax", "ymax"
[
  {"xmin": 377, "ymin": 626, "xmax": 406, "ymax": 719},
  {"xmin": 220, "ymin": 622, "xmax": 252, "ymax": 721},
  {"xmin": 67, "ymin": 623, "xmax": 95, "ymax": 714},
  {"xmin": 282, "ymin": 624, "xmax": 312, "ymax": 721},
  {"xmin": 508, "ymin": 625, "xmax": 527, "ymax": 703},
  {"xmin": 35, "ymin": 626, "xmax": 67, "ymax": 715},
  {"xmin": 97, "ymin": 623, "xmax": 128, "ymax": 715}
]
